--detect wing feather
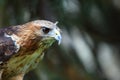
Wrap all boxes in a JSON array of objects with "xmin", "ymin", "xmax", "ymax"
[{"xmin": 0, "ymin": 29, "xmax": 18, "ymax": 62}]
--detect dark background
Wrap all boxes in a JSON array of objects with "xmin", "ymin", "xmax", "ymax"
[{"xmin": 0, "ymin": 0, "xmax": 120, "ymax": 80}]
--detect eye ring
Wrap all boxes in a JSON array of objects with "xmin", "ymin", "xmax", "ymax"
[{"xmin": 42, "ymin": 27, "xmax": 51, "ymax": 34}]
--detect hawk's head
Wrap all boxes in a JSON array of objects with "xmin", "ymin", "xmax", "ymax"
[{"xmin": 30, "ymin": 20, "xmax": 62, "ymax": 44}]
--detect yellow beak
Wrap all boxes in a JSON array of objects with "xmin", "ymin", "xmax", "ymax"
[{"xmin": 48, "ymin": 28, "xmax": 62, "ymax": 45}]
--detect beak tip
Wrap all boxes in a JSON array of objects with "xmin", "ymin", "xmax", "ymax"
[{"xmin": 58, "ymin": 39, "xmax": 61, "ymax": 45}]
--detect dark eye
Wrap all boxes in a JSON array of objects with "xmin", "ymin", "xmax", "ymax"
[{"xmin": 42, "ymin": 27, "xmax": 51, "ymax": 34}]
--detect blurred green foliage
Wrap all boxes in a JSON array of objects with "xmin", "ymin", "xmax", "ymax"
[{"xmin": 0, "ymin": 0, "xmax": 120, "ymax": 80}]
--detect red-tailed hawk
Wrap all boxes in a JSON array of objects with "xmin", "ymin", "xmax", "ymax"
[{"xmin": 0, "ymin": 20, "xmax": 62, "ymax": 80}]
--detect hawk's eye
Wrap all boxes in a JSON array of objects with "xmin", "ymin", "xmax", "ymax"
[{"xmin": 42, "ymin": 27, "xmax": 51, "ymax": 34}]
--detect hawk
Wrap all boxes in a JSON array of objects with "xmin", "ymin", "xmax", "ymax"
[{"xmin": 0, "ymin": 20, "xmax": 62, "ymax": 80}]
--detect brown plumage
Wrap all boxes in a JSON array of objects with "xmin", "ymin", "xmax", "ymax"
[{"xmin": 0, "ymin": 20, "xmax": 62, "ymax": 80}]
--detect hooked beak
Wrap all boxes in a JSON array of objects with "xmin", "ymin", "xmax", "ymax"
[
  {"xmin": 48, "ymin": 28, "xmax": 62, "ymax": 45},
  {"xmin": 54, "ymin": 29, "xmax": 62, "ymax": 45}
]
